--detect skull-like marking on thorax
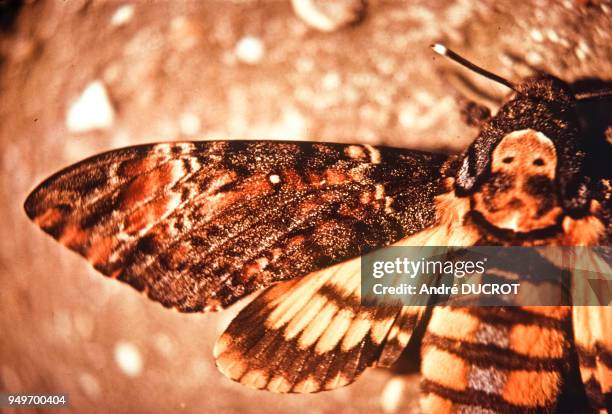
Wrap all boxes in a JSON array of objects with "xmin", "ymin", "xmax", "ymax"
[{"xmin": 472, "ymin": 129, "xmax": 564, "ymax": 233}]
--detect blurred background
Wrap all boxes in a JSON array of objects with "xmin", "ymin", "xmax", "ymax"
[{"xmin": 0, "ymin": 1, "xmax": 610, "ymax": 413}]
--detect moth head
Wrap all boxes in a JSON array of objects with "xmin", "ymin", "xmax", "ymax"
[
  {"xmin": 430, "ymin": 45, "xmax": 596, "ymax": 233},
  {"xmin": 470, "ymin": 128, "xmax": 564, "ymax": 232},
  {"xmin": 453, "ymin": 74, "xmax": 591, "ymax": 232}
]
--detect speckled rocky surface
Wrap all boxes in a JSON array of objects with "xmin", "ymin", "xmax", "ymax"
[{"xmin": 0, "ymin": 1, "xmax": 610, "ymax": 413}]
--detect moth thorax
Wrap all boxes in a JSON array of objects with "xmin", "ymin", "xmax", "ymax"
[{"xmin": 472, "ymin": 129, "xmax": 563, "ymax": 233}]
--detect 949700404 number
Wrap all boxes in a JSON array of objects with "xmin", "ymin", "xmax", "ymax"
[{"xmin": 1, "ymin": 393, "xmax": 68, "ymax": 407}]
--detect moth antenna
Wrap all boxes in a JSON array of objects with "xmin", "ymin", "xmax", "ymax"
[
  {"xmin": 431, "ymin": 43, "xmax": 517, "ymax": 92},
  {"xmin": 575, "ymin": 89, "xmax": 612, "ymax": 101}
]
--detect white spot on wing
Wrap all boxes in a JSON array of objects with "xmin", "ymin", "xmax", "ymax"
[
  {"xmin": 375, "ymin": 184, "xmax": 385, "ymax": 200},
  {"xmin": 364, "ymin": 145, "xmax": 381, "ymax": 164},
  {"xmin": 345, "ymin": 145, "xmax": 365, "ymax": 159},
  {"xmin": 384, "ymin": 196, "xmax": 394, "ymax": 213},
  {"xmin": 269, "ymin": 174, "xmax": 281, "ymax": 184}
]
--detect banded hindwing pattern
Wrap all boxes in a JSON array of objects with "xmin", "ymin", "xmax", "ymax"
[
  {"xmin": 214, "ymin": 256, "xmax": 425, "ymax": 392},
  {"xmin": 25, "ymin": 141, "xmax": 448, "ymax": 313},
  {"xmin": 421, "ymin": 306, "xmax": 577, "ymax": 413}
]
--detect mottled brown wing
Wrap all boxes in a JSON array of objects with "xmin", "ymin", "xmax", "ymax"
[
  {"xmin": 24, "ymin": 140, "xmax": 448, "ymax": 312},
  {"xmin": 214, "ymin": 255, "xmax": 425, "ymax": 393}
]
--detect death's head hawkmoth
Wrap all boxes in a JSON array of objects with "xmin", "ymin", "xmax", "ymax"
[{"xmin": 24, "ymin": 45, "xmax": 611, "ymax": 413}]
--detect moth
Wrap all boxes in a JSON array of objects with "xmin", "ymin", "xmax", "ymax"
[{"xmin": 24, "ymin": 45, "xmax": 611, "ymax": 413}]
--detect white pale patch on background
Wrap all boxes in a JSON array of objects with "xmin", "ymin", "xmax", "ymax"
[
  {"xmin": 443, "ymin": 0, "xmax": 477, "ymax": 28},
  {"xmin": 110, "ymin": 129, "xmax": 132, "ymax": 148},
  {"xmin": 229, "ymin": 104, "xmax": 307, "ymax": 140},
  {"xmin": 169, "ymin": 16, "xmax": 202, "ymax": 52},
  {"xmin": 227, "ymin": 87, "xmax": 249, "ymax": 133},
  {"xmin": 269, "ymin": 174, "xmax": 281, "ymax": 184},
  {"xmin": 235, "ymin": 36, "xmax": 265, "ymax": 64},
  {"xmin": 84, "ymin": 343, "xmax": 107, "ymax": 371},
  {"xmin": 546, "ymin": 29, "xmax": 560, "ymax": 43},
  {"xmin": 79, "ymin": 372, "xmax": 102, "ymax": 400},
  {"xmin": 404, "ymin": 5, "xmax": 439, "ymax": 41},
  {"xmin": 152, "ymin": 333, "xmax": 175, "ymax": 357},
  {"xmin": 274, "ymin": 106, "xmax": 306, "ymax": 139},
  {"xmin": 321, "ymin": 72, "xmax": 341, "ymax": 91},
  {"xmin": 179, "ymin": 112, "xmax": 201, "ymax": 135},
  {"xmin": 66, "ymin": 81, "xmax": 115, "ymax": 133},
  {"xmin": 110, "ymin": 4, "xmax": 135, "ymax": 27},
  {"xmin": 575, "ymin": 40, "xmax": 591, "ymax": 61},
  {"xmin": 291, "ymin": 0, "xmax": 365, "ymax": 32},
  {"xmin": 380, "ymin": 376, "xmax": 405, "ymax": 413},
  {"xmin": 52, "ymin": 309, "xmax": 73, "ymax": 340},
  {"xmin": 398, "ymin": 91, "xmax": 455, "ymax": 131},
  {"xmin": 292, "ymin": 0, "xmax": 338, "ymax": 32},
  {"xmin": 295, "ymin": 56, "xmax": 314, "ymax": 73},
  {"xmin": 155, "ymin": 118, "xmax": 180, "ymax": 142},
  {"xmin": 526, "ymin": 51, "xmax": 543, "ymax": 65},
  {"xmin": 102, "ymin": 63, "xmax": 121, "ymax": 85},
  {"xmin": 73, "ymin": 313, "xmax": 94, "ymax": 340},
  {"xmin": 114, "ymin": 341, "xmax": 144, "ymax": 377},
  {"xmin": 190, "ymin": 357, "xmax": 212, "ymax": 383},
  {"xmin": 530, "ymin": 29, "xmax": 544, "ymax": 42}
]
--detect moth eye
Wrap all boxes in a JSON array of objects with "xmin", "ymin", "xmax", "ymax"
[
  {"xmin": 502, "ymin": 156, "xmax": 514, "ymax": 164},
  {"xmin": 533, "ymin": 158, "xmax": 545, "ymax": 166}
]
